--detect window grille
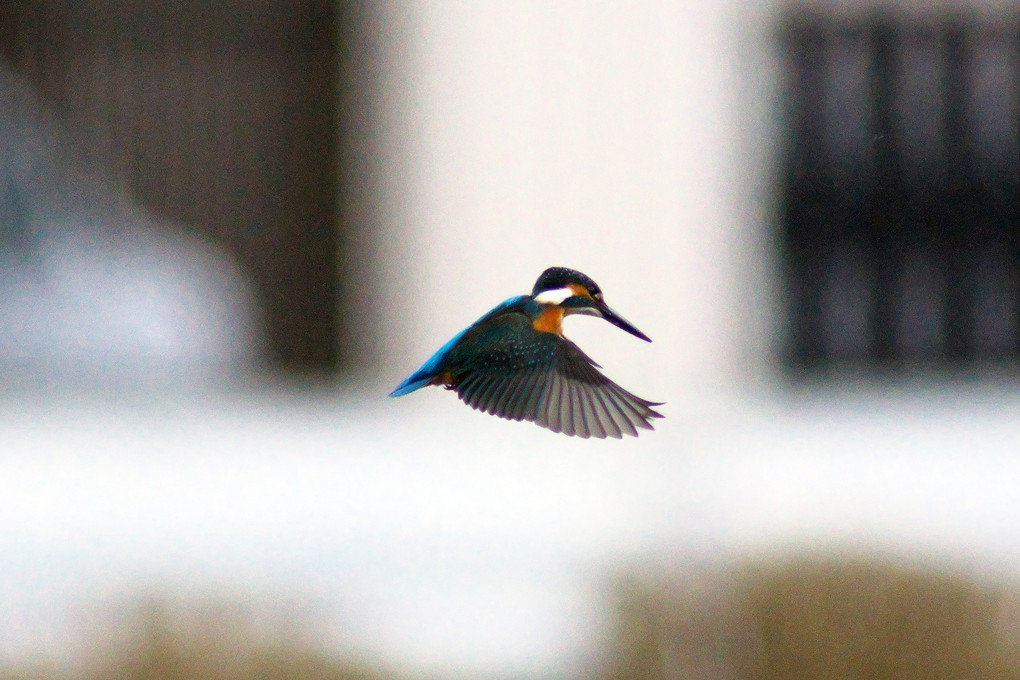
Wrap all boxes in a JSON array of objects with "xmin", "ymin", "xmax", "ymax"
[{"xmin": 779, "ymin": 12, "xmax": 1020, "ymax": 371}]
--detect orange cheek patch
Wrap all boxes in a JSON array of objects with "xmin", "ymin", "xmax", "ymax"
[
  {"xmin": 569, "ymin": 283, "xmax": 588, "ymax": 297},
  {"xmin": 533, "ymin": 306, "xmax": 564, "ymax": 335}
]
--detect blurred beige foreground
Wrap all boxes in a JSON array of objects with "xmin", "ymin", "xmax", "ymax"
[
  {"xmin": 3, "ymin": 385, "xmax": 1020, "ymax": 679},
  {"xmin": 606, "ymin": 556, "xmax": 1020, "ymax": 680},
  {"xmin": 5, "ymin": 554, "xmax": 1020, "ymax": 680}
]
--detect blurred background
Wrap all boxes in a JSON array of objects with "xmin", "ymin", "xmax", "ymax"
[{"xmin": 4, "ymin": 1, "xmax": 1020, "ymax": 678}]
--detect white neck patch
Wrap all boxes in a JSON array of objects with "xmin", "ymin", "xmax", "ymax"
[{"xmin": 534, "ymin": 286, "xmax": 576, "ymax": 305}]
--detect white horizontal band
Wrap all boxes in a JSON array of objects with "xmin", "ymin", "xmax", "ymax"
[{"xmin": 534, "ymin": 286, "xmax": 575, "ymax": 305}]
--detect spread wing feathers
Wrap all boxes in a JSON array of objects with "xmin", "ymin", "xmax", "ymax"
[{"xmin": 451, "ymin": 327, "xmax": 663, "ymax": 439}]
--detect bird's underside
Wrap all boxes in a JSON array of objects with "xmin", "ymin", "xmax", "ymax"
[{"xmin": 442, "ymin": 314, "xmax": 663, "ymax": 438}]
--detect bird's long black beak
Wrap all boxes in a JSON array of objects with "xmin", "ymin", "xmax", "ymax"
[{"xmin": 596, "ymin": 301, "xmax": 652, "ymax": 342}]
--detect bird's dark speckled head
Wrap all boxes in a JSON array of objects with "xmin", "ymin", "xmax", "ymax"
[
  {"xmin": 531, "ymin": 267, "xmax": 601, "ymax": 298},
  {"xmin": 530, "ymin": 266, "xmax": 650, "ymax": 342}
]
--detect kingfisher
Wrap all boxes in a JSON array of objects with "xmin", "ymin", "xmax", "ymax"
[{"xmin": 390, "ymin": 267, "xmax": 663, "ymax": 438}]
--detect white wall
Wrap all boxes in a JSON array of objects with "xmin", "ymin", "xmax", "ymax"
[{"xmin": 365, "ymin": 1, "xmax": 782, "ymax": 408}]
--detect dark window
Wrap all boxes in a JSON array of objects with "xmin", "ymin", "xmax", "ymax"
[{"xmin": 778, "ymin": 12, "xmax": 1020, "ymax": 373}]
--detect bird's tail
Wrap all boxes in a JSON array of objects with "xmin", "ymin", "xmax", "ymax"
[{"xmin": 389, "ymin": 368, "xmax": 436, "ymax": 397}]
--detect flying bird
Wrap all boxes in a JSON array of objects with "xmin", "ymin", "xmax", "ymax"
[{"xmin": 390, "ymin": 267, "xmax": 663, "ymax": 438}]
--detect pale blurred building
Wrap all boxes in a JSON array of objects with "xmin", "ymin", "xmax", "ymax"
[
  {"xmin": 0, "ymin": 0, "xmax": 335, "ymax": 382},
  {"xmin": 0, "ymin": 63, "xmax": 261, "ymax": 386},
  {"xmin": 5, "ymin": 2, "xmax": 1020, "ymax": 679}
]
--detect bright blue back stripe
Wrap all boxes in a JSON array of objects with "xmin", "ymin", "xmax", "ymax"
[{"xmin": 388, "ymin": 295, "xmax": 527, "ymax": 398}]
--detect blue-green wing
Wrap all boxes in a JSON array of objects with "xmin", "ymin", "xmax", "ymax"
[{"xmin": 445, "ymin": 314, "xmax": 663, "ymax": 439}]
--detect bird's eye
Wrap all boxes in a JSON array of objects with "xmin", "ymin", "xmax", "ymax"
[{"xmin": 592, "ymin": 291, "xmax": 603, "ymax": 300}]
